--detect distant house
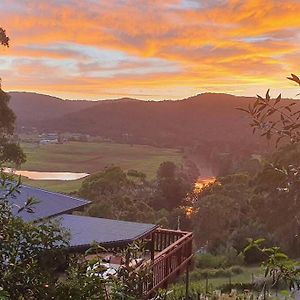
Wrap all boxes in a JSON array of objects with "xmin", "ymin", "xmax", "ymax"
[
  {"xmin": 39, "ymin": 132, "xmax": 63, "ymax": 144},
  {"xmin": 8, "ymin": 184, "xmax": 193, "ymax": 298},
  {"xmin": 39, "ymin": 138, "xmax": 59, "ymax": 145}
]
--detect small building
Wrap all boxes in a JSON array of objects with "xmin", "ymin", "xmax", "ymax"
[{"xmin": 8, "ymin": 183, "xmax": 193, "ymax": 298}]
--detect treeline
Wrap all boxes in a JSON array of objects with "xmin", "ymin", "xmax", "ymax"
[{"xmin": 75, "ymin": 161, "xmax": 198, "ymax": 230}]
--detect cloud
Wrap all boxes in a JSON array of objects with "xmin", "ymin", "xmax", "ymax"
[{"xmin": 1, "ymin": 0, "xmax": 300, "ymax": 99}]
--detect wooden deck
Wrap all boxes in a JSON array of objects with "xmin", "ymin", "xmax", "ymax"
[{"xmin": 140, "ymin": 228, "xmax": 193, "ymax": 298}]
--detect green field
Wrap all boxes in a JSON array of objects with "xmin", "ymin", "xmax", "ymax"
[{"xmin": 19, "ymin": 141, "xmax": 183, "ymax": 193}]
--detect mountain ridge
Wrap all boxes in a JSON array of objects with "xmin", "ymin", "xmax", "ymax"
[{"xmin": 8, "ymin": 91, "xmax": 294, "ymax": 149}]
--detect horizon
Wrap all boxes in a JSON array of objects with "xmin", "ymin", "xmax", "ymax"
[{"xmin": 1, "ymin": 1, "xmax": 300, "ymax": 100}]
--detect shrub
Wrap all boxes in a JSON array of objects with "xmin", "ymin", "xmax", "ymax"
[
  {"xmin": 195, "ymin": 253, "xmax": 226, "ymax": 269},
  {"xmin": 190, "ymin": 267, "xmax": 243, "ymax": 281}
]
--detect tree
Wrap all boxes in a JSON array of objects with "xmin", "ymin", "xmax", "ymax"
[
  {"xmin": 0, "ymin": 174, "xmax": 69, "ymax": 299},
  {"xmin": 239, "ymin": 74, "xmax": 300, "ymax": 254},
  {"xmin": 0, "ymin": 27, "xmax": 159, "ymax": 300},
  {"xmin": 79, "ymin": 166, "xmax": 156, "ymax": 222},
  {"xmin": 0, "ymin": 173, "xmax": 162, "ymax": 300},
  {"xmin": 245, "ymin": 239, "xmax": 300, "ymax": 297},
  {"xmin": 192, "ymin": 174, "xmax": 254, "ymax": 250},
  {"xmin": 153, "ymin": 161, "xmax": 191, "ymax": 211},
  {"xmin": 0, "ymin": 27, "xmax": 25, "ymax": 166}
]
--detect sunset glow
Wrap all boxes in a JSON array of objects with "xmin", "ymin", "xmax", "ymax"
[{"xmin": 1, "ymin": 0, "xmax": 300, "ymax": 100}]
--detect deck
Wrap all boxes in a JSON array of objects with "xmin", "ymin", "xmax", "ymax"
[{"xmin": 140, "ymin": 228, "xmax": 194, "ymax": 298}]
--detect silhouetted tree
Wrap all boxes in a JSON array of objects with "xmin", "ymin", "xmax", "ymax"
[
  {"xmin": 0, "ymin": 27, "xmax": 25, "ymax": 166},
  {"xmin": 153, "ymin": 161, "xmax": 191, "ymax": 211}
]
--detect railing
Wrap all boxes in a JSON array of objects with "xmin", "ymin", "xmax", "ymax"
[{"xmin": 140, "ymin": 228, "xmax": 193, "ymax": 299}]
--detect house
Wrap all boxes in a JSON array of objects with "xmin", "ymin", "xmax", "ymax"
[{"xmin": 8, "ymin": 183, "xmax": 193, "ymax": 298}]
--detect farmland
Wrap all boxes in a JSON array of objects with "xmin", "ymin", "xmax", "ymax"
[{"xmin": 18, "ymin": 141, "xmax": 183, "ymax": 192}]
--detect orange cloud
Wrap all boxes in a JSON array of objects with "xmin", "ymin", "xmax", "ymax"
[{"xmin": 1, "ymin": 0, "xmax": 300, "ymax": 99}]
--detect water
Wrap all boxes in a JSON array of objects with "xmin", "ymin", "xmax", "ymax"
[
  {"xmin": 3, "ymin": 168, "xmax": 89, "ymax": 181},
  {"xmin": 194, "ymin": 176, "xmax": 216, "ymax": 193}
]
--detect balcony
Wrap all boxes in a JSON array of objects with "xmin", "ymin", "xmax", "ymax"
[{"xmin": 140, "ymin": 228, "xmax": 194, "ymax": 298}]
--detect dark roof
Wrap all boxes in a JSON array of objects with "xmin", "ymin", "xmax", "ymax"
[
  {"xmin": 7, "ymin": 184, "xmax": 90, "ymax": 222},
  {"xmin": 57, "ymin": 214, "xmax": 157, "ymax": 249}
]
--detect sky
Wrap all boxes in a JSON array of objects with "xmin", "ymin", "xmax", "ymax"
[{"xmin": 0, "ymin": 0, "xmax": 300, "ymax": 100}]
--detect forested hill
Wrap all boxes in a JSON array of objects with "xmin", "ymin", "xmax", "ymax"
[
  {"xmin": 8, "ymin": 91, "xmax": 274, "ymax": 148},
  {"xmin": 8, "ymin": 92, "xmax": 96, "ymax": 124}
]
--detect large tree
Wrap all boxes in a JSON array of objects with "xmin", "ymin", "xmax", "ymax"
[
  {"xmin": 0, "ymin": 27, "xmax": 25, "ymax": 166},
  {"xmin": 79, "ymin": 166, "xmax": 156, "ymax": 222}
]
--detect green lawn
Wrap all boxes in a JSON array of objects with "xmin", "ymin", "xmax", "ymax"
[
  {"xmin": 18, "ymin": 141, "xmax": 182, "ymax": 193},
  {"xmin": 20, "ymin": 178, "xmax": 85, "ymax": 194}
]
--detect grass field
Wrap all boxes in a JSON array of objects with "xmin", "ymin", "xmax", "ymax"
[
  {"xmin": 18, "ymin": 141, "xmax": 183, "ymax": 192},
  {"xmin": 20, "ymin": 178, "xmax": 85, "ymax": 193}
]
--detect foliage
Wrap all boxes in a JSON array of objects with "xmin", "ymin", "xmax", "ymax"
[
  {"xmin": 192, "ymin": 174, "xmax": 253, "ymax": 250},
  {"xmin": 238, "ymin": 74, "xmax": 300, "ymax": 147},
  {"xmin": 0, "ymin": 28, "xmax": 9, "ymax": 47},
  {"xmin": 190, "ymin": 266, "xmax": 243, "ymax": 281},
  {"xmin": 194, "ymin": 251, "xmax": 244, "ymax": 270},
  {"xmin": 0, "ymin": 174, "xmax": 69, "ymax": 299},
  {"xmin": 245, "ymin": 239, "xmax": 300, "ymax": 296},
  {"xmin": 78, "ymin": 163, "xmax": 194, "ymax": 229},
  {"xmin": 79, "ymin": 166, "xmax": 157, "ymax": 223},
  {"xmin": 237, "ymin": 75, "xmax": 300, "ymax": 253},
  {"xmin": 0, "ymin": 28, "xmax": 25, "ymax": 166},
  {"xmin": 153, "ymin": 161, "xmax": 192, "ymax": 211},
  {"xmin": 0, "ymin": 89, "xmax": 26, "ymax": 166},
  {"xmin": 195, "ymin": 253, "xmax": 228, "ymax": 269},
  {"xmin": 0, "ymin": 174, "xmax": 163, "ymax": 299}
]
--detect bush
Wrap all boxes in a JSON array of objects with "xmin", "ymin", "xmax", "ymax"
[
  {"xmin": 195, "ymin": 253, "xmax": 226, "ymax": 269},
  {"xmin": 195, "ymin": 249, "xmax": 244, "ymax": 270},
  {"xmin": 190, "ymin": 267, "xmax": 243, "ymax": 281}
]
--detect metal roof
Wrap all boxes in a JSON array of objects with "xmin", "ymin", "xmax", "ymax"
[
  {"xmin": 7, "ymin": 184, "xmax": 90, "ymax": 222},
  {"xmin": 57, "ymin": 214, "xmax": 157, "ymax": 249}
]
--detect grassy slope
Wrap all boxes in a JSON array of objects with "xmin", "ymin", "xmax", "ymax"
[{"xmin": 19, "ymin": 141, "xmax": 182, "ymax": 193}]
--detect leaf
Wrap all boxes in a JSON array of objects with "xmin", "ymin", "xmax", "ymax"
[
  {"xmin": 274, "ymin": 252, "xmax": 288, "ymax": 259},
  {"xmin": 287, "ymin": 74, "xmax": 300, "ymax": 86},
  {"xmin": 254, "ymin": 238, "xmax": 266, "ymax": 245},
  {"xmin": 285, "ymin": 106, "xmax": 292, "ymax": 112},
  {"xmin": 275, "ymin": 94, "xmax": 281, "ymax": 105},
  {"xmin": 266, "ymin": 89, "xmax": 270, "ymax": 101},
  {"xmin": 265, "ymin": 266, "xmax": 270, "ymax": 277}
]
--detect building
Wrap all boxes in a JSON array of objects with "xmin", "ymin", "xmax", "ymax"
[{"xmin": 8, "ymin": 183, "xmax": 193, "ymax": 298}]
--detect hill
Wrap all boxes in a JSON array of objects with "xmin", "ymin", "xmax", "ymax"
[
  {"xmin": 8, "ymin": 91, "xmax": 272, "ymax": 150},
  {"xmin": 37, "ymin": 93, "xmax": 256, "ymax": 146},
  {"xmin": 8, "ymin": 92, "xmax": 96, "ymax": 125}
]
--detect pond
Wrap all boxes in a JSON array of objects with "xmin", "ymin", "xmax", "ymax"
[{"xmin": 3, "ymin": 168, "xmax": 89, "ymax": 181}]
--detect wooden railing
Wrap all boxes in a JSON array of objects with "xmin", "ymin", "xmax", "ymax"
[{"xmin": 140, "ymin": 229, "xmax": 193, "ymax": 299}]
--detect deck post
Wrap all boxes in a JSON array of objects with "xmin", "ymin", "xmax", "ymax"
[
  {"xmin": 185, "ymin": 264, "xmax": 189, "ymax": 300},
  {"xmin": 150, "ymin": 233, "xmax": 155, "ymax": 261}
]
